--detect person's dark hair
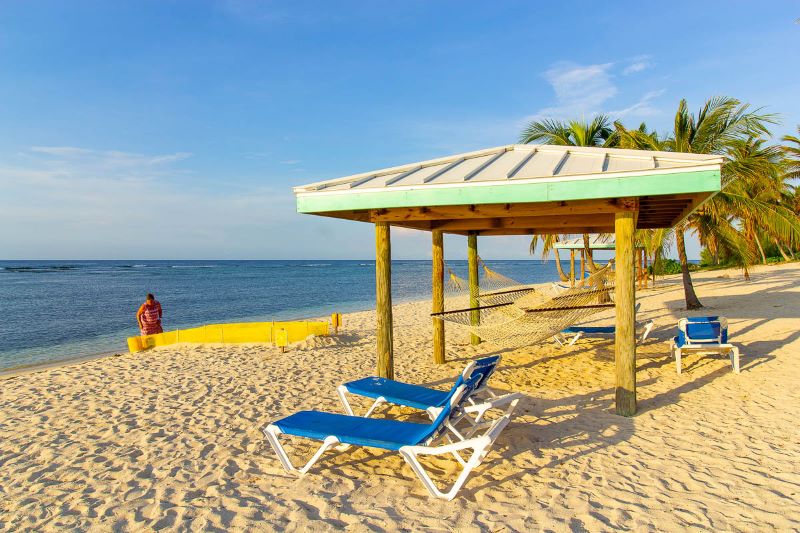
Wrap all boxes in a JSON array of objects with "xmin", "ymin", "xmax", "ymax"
[{"xmin": 146, "ymin": 293, "xmax": 155, "ymax": 301}]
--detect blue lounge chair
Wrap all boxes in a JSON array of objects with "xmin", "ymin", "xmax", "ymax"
[
  {"xmin": 337, "ymin": 355, "xmax": 520, "ymax": 440},
  {"xmin": 553, "ymin": 303, "xmax": 654, "ymax": 347},
  {"xmin": 670, "ymin": 316, "xmax": 740, "ymax": 374},
  {"xmin": 263, "ymin": 376, "xmax": 514, "ymax": 500}
]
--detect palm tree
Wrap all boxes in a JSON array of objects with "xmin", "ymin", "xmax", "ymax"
[
  {"xmin": 520, "ymin": 114, "xmax": 617, "ymax": 147},
  {"xmin": 782, "ymin": 127, "xmax": 800, "ymax": 257},
  {"xmin": 529, "ymin": 234, "xmax": 570, "ymax": 281},
  {"xmin": 636, "ymin": 227, "xmax": 673, "ymax": 286},
  {"xmin": 617, "ymin": 97, "xmax": 777, "ymax": 308},
  {"xmin": 520, "ymin": 115, "xmax": 616, "ymax": 270},
  {"xmin": 720, "ymin": 138, "xmax": 798, "ymax": 264},
  {"xmin": 782, "ymin": 126, "xmax": 800, "ymax": 180}
]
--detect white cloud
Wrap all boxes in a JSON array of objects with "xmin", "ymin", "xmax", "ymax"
[
  {"xmin": 19, "ymin": 146, "xmax": 194, "ymax": 183},
  {"xmin": 523, "ymin": 59, "xmax": 664, "ymax": 124},
  {"xmin": 281, "ymin": 159, "xmax": 302, "ymax": 165},
  {"xmin": 30, "ymin": 146, "xmax": 93, "ymax": 156},
  {"xmin": 0, "ymin": 146, "xmax": 306, "ymax": 258},
  {"xmin": 524, "ymin": 62, "xmax": 617, "ymax": 121},
  {"xmin": 608, "ymin": 89, "xmax": 666, "ymax": 118},
  {"xmin": 623, "ymin": 55, "xmax": 653, "ymax": 75}
]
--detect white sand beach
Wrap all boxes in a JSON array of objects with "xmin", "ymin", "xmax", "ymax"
[{"xmin": 1, "ymin": 263, "xmax": 799, "ymax": 531}]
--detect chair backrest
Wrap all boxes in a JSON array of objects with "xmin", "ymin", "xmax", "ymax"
[
  {"xmin": 418, "ymin": 367, "xmax": 494, "ymax": 444},
  {"xmin": 677, "ymin": 316, "xmax": 729, "ymax": 345},
  {"xmin": 460, "ymin": 355, "xmax": 501, "ymax": 393},
  {"xmin": 417, "ymin": 382, "xmax": 469, "ymax": 443}
]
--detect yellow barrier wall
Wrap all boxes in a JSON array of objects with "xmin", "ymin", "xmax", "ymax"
[{"xmin": 127, "ymin": 320, "xmax": 330, "ymax": 353}]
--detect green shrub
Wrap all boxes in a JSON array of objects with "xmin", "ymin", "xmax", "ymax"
[{"xmin": 654, "ymin": 258, "xmax": 683, "ymax": 275}]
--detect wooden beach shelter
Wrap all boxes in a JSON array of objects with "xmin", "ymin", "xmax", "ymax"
[{"xmin": 293, "ymin": 144, "xmax": 722, "ymax": 415}]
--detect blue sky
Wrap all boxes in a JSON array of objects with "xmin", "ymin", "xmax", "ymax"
[{"xmin": 1, "ymin": 1, "xmax": 798, "ymax": 260}]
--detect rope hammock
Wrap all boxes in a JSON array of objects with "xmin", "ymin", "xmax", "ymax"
[
  {"xmin": 434, "ymin": 264, "xmax": 615, "ymax": 349},
  {"xmin": 445, "ymin": 257, "xmax": 538, "ymax": 307}
]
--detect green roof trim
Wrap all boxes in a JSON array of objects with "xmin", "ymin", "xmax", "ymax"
[{"xmin": 296, "ymin": 169, "xmax": 721, "ymax": 214}]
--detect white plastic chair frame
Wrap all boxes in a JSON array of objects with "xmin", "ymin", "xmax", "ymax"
[
  {"xmin": 670, "ymin": 317, "xmax": 740, "ymax": 375},
  {"xmin": 263, "ymin": 385, "xmax": 516, "ymax": 500},
  {"xmin": 553, "ymin": 319, "xmax": 654, "ymax": 347},
  {"xmin": 337, "ymin": 360, "xmax": 521, "ymax": 443},
  {"xmin": 337, "ymin": 358, "xmax": 498, "ymax": 419}
]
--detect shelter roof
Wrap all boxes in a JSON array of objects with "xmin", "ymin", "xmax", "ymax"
[{"xmin": 294, "ymin": 144, "xmax": 722, "ymax": 234}]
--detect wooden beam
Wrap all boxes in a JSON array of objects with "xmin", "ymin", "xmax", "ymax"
[
  {"xmin": 616, "ymin": 197, "xmax": 639, "ymax": 211},
  {"xmin": 375, "ymin": 222, "xmax": 394, "ymax": 379},
  {"xmin": 470, "ymin": 226, "xmax": 612, "ymax": 236},
  {"xmin": 614, "ymin": 211, "xmax": 637, "ymax": 416},
  {"xmin": 429, "ymin": 214, "xmax": 615, "ymax": 232},
  {"xmin": 468, "ymin": 233, "xmax": 481, "ymax": 345},
  {"xmin": 580, "ymin": 249, "xmax": 585, "ymax": 282},
  {"xmin": 369, "ymin": 199, "xmax": 627, "ymax": 222},
  {"xmin": 432, "ymin": 230, "xmax": 445, "ymax": 364}
]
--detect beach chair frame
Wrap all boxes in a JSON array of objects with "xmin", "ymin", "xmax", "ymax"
[
  {"xmin": 263, "ymin": 385, "xmax": 515, "ymax": 500},
  {"xmin": 336, "ymin": 356, "xmax": 521, "ymax": 441},
  {"xmin": 336, "ymin": 356, "xmax": 501, "ymax": 419},
  {"xmin": 552, "ymin": 304, "xmax": 654, "ymax": 347},
  {"xmin": 553, "ymin": 320, "xmax": 654, "ymax": 347},
  {"xmin": 670, "ymin": 317, "xmax": 740, "ymax": 374}
]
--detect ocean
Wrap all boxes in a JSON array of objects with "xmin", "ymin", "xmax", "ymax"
[{"xmin": 0, "ymin": 259, "xmax": 568, "ymax": 372}]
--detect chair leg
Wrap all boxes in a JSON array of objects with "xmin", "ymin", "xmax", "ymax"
[
  {"xmin": 399, "ymin": 415, "xmax": 508, "ymax": 500},
  {"xmin": 337, "ymin": 386, "xmax": 386, "ymax": 418},
  {"xmin": 337, "ymin": 385, "xmax": 355, "ymax": 416},
  {"xmin": 263, "ymin": 425, "xmax": 339, "ymax": 475},
  {"xmin": 675, "ymin": 349, "xmax": 682, "ymax": 375},
  {"xmin": 363, "ymin": 397, "xmax": 387, "ymax": 418},
  {"xmin": 640, "ymin": 321, "xmax": 654, "ymax": 343},
  {"xmin": 730, "ymin": 346, "xmax": 740, "ymax": 374},
  {"xmin": 567, "ymin": 332, "xmax": 583, "ymax": 346}
]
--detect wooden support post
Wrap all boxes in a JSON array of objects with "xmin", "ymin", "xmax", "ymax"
[
  {"xmin": 375, "ymin": 222, "xmax": 394, "ymax": 379},
  {"xmin": 580, "ymin": 249, "xmax": 585, "ymax": 284},
  {"xmin": 615, "ymin": 212, "xmax": 637, "ymax": 416},
  {"xmin": 432, "ymin": 230, "xmax": 445, "ymax": 364},
  {"xmin": 570, "ymin": 249, "xmax": 576, "ymax": 287},
  {"xmin": 467, "ymin": 233, "xmax": 481, "ymax": 345}
]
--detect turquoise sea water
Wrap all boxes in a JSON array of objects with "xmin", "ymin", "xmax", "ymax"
[{"xmin": 0, "ymin": 259, "xmax": 567, "ymax": 371}]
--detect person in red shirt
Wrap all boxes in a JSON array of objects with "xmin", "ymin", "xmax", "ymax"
[{"xmin": 137, "ymin": 293, "xmax": 163, "ymax": 336}]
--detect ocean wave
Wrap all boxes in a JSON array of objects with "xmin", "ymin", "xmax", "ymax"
[
  {"xmin": 300, "ymin": 263, "xmax": 331, "ymax": 267},
  {"xmin": 0, "ymin": 265, "xmax": 79, "ymax": 273},
  {"xmin": 171, "ymin": 265, "xmax": 217, "ymax": 268}
]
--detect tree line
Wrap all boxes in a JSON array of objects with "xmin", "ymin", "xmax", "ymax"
[{"xmin": 521, "ymin": 97, "xmax": 800, "ymax": 309}]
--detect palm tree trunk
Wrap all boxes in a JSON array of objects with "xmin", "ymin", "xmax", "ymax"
[
  {"xmin": 675, "ymin": 224, "xmax": 703, "ymax": 309},
  {"xmin": 650, "ymin": 253, "xmax": 656, "ymax": 287},
  {"xmin": 583, "ymin": 233, "xmax": 596, "ymax": 273},
  {"xmin": 754, "ymin": 234, "xmax": 767, "ymax": 265},
  {"xmin": 774, "ymin": 239, "xmax": 791, "ymax": 261},
  {"xmin": 553, "ymin": 249, "xmax": 569, "ymax": 282}
]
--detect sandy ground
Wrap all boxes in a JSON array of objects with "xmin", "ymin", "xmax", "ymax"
[{"xmin": 1, "ymin": 263, "xmax": 799, "ymax": 532}]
